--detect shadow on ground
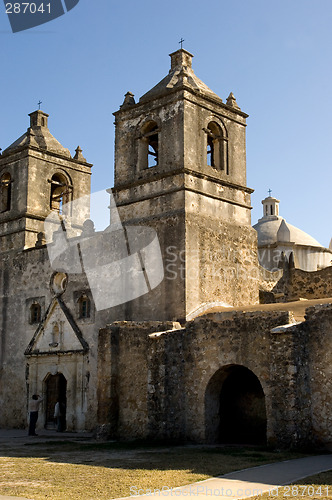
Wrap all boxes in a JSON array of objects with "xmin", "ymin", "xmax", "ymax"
[{"xmin": 0, "ymin": 432, "xmax": 328, "ymax": 479}]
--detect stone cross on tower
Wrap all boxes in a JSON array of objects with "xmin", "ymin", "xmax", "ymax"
[{"xmin": 179, "ymin": 38, "xmax": 185, "ymax": 49}]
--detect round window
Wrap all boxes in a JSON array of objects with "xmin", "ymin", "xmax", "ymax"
[{"xmin": 50, "ymin": 272, "xmax": 68, "ymax": 295}]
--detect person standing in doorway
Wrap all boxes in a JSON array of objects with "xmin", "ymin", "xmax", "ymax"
[
  {"xmin": 54, "ymin": 400, "xmax": 64, "ymax": 432},
  {"xmin": 28, "ymin": 394, "xmax": 43, "ymax": 436}
]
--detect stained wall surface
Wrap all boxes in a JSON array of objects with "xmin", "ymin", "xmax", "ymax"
[{"xmin": 97, "ymin": 304, "xmax": 332, "ymax": 449}]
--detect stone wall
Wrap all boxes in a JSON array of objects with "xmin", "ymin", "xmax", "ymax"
[
  {"xmin": 259, "ymin": 264, "xmax": 332, "ymax": 304},
  {"xmin": 285, "ymin": 267, "xmax": 332, "ymax": 301},
  {"xmin": 96, "ymin": 307, "xmax": 332, "ymax": 449},
  {"xmin": 258, "ymin": 264, "xmax": 284, "ymax": 303},
  {"xmin": 97, "ymin": 321, "xmax": 182, "ymax": 440},
  {"xmin": 185, "ymin": 212, "xmax": 260, "ymax": 314},
  {"xmin": 304, "ymin": 304, "xmax": 332, "ymax": 446}
]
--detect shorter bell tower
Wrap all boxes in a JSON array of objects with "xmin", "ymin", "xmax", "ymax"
[{"xmin": 0, "ymin": 110, "xmax": 92, "ymax": 252}]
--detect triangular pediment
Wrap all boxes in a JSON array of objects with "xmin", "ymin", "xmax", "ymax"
[{"xmin": 25, "ymin": 297, "xmax": 88, "ymax": 356}]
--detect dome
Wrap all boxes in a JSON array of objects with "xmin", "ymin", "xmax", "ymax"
[
  {"xmin": 253, "ymin": 194, "xmax": 332, "ymax": 272},
  {"xmin": 254, "ymin": 217, "xmax": 324, "ymax": 248},
  {"xmin": 253, "ymin": 194, "xmax": 325, "ymax": 249}
]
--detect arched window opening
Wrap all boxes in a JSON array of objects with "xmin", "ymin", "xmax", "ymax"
[
  {"xmin": 30, "ymin": 303, "xmax": 41, "ymax": 324},
  {"xmin": 204, "ymin": 122, "xmax": 228, "ymax": 173},
  {"xmin": 50, "ymin": 173, "xmax": 72, "ymax": 214},
  {"xmin": 207, "ymin": 135, "xmax": 214, "ymax": 167},
  {"xmin": 1, "ymin": 173, "xmax": 12, "ymax": 213},
  {"xmin": 270, "ymin": 205, "xmax": 273, "ymax": 215},
  {"xmin": 78, "ymin": 295, "xmax": 90, "ymax": 319},
  {"xmin": 139, "ymin": 121, "xmax": 160, "ymax": 169},
  {"xmin": 148, "ymin": 132, "xmax": 159, "ymax": 167}
]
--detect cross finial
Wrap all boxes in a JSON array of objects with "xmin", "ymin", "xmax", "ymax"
[
  {"xmin": 38, "ymin": 100, "xmax": 42, "ymax": 110},
  {"xmin": 179, "ymin": 38, "xmax": 185, "ymax": 49},
  {"xmin": 268, "ymin": 189, "xmax": 272, "ymax": 197}
]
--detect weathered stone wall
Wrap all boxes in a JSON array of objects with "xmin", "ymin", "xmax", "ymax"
[
  {"xmin": 304, "ymin": 304, "xmax": 332, "ymax": 446},
  {"xmin": 258, "ymin": 266, "xmax": 283, "ymax": 294},
  {"xmin": 119, "ymin": 208, "xmax": 187, "ymax": 322},
  {"xmin": 114, "ymin": 183, "xmax": 260, "ymax": 320},
  {"xmin": 147, "ymin": 326, "xmax": 187, "ymax": 440},
  {"xmin": 168, "ymin": 311, "xmax": 313, "ymax": 448},
  {"xmin": 0, "ymin": 248, "xmax": 51, "ymax": 428},
  {"xmin": 267, "ymin": 321, "xmax": 312, "ymax": 448},
  {"xmin": 96, "ymin": 308, "xmax": 331, "ymax": 449},
  {"xmin": 258, "ymin": 263, "xmax": 332, "ymax": 304},
  {"xmin": 97, "ymin": 321, "xmax": 182, "ymax": 440},
  {"xmin": 285, "ymin": 267, "xmax": 332, "ymax": 301},
  {"xmin": 185, "ymin": 213, "xmax": 260, "ymax": 313}
]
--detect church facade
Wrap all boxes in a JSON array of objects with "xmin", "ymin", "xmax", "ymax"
[{"xmin": 0, "ymin": 50, "xmax": 331, "ymax": 449}]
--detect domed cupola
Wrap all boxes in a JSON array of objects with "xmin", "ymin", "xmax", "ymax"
[
  {"xmin": 253, "ymin": 192, "xmax": 332, "ymax": 272},
  {"xmin": 261, "ymin": 194, "xmax": 280, "ymax": 219}
]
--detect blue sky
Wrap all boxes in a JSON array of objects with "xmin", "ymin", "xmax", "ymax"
[{"xmin": 1, "ymin": 0, "xmax": 331, "ymax": 246}]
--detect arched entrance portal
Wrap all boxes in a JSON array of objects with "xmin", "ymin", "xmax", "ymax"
[
  {"xmin": 205, "ymin": 365, "xmax": 267, "ymax": 444},
  {"xmin": 45, "ymin": 373, "xmax": 67, "ymax": 430}
]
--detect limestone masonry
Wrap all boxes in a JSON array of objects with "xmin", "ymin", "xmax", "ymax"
[{"xmin": 0, "ymin": 49, "xmax": 331, "ymax": 449}]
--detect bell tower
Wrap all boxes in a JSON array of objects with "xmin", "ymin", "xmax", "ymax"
[
  {"xmin": 112, "ymin": 49, "xmax": 260, "ymax": 321},
  {"xmin": 0, "ymin": 109, "xmax": 92, "ymax": 252}
]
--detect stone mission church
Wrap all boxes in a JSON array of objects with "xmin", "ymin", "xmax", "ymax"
[{"xmin": 0, "ymin": 49, "xmax": 332, "ymax": 449}]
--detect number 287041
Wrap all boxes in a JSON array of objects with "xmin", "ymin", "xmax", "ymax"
[{"xmin": 5, "ymin": 3, "xmax": 51, "ymax": 14}]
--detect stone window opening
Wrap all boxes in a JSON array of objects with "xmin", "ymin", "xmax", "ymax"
[
  {"xmin": 78, "ymin": 295, "xmax": 90, "ymax": 319},
  {"xmin": 50, "ymin": 173, "xmax": 72, "ymax": 214},
  {"xmin": 147, "ymin": 131, "xmax": 159, "ymax": 167},
  {"xmin": 139, "ymin": 121, "xmax": 160, "ymax": 169},
  {"xmin": 0, "ymin": 173, "xmax": 12, "ymax": 213},
  {"xmin": 204, "ymin": 122, "xmax": 228, "ymax": 173},
  {"xmin": 30, "ymin": 303, "xmax": 41, "ymax": 324},
  {"xmin": 206, "ymin": 135, "xmax": 215, "ymax": 167}
]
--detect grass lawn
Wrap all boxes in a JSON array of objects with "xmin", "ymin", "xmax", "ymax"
[{"xmin": 0, "ymin": 440, "xmax": 329, "ymax": 500}]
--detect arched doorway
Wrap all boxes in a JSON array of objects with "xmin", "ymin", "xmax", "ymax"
[
  {"xmin": 45, "ymin": 373, "xmax": 67, "ymax": 430},
  {"xmin": 205, "ymin": 365, "xmax": 267, "ymax": 445}
]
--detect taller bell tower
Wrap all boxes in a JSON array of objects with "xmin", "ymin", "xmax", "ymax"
[
  {"xmin": 113, "ymin": 49, "xmax": 259, "ymax": 321},
  {"xmin": 0, "ymin": 110, "xmax": 92, "ymax": 252}
]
